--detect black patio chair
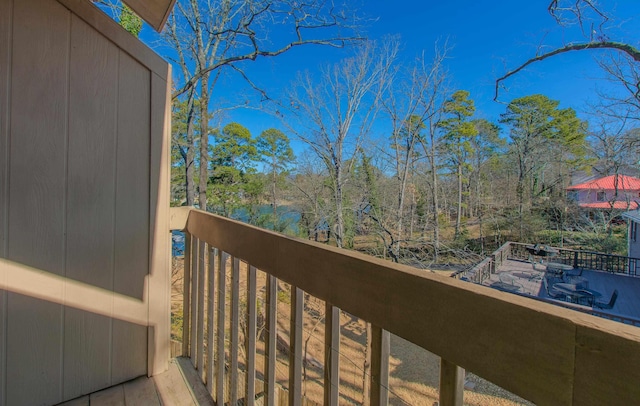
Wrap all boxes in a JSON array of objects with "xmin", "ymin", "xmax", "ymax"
[
  {"xmin": 564, "ymin": 267, "xmax": 583, "ymax": 277},
  {"xmin": 543, "ymin": 276, "xmax": 564, "ymax": 299},
  {"xmin": 594, "ymin": 289, "xmax": 618, "ymax": 310}
]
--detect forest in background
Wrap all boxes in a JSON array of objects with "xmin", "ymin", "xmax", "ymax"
[
  {"xmin": 162, "ymin": 0, "xmax": 640, "ymax": 270},
  {"xmin": 97, "ymin": 0, "xmax": 640, "ymax": 269},
  {"xmin": 170, "ymin": 86, "xmax": 637, "ymax": 270}
]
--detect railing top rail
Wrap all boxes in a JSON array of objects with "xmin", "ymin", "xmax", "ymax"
[
  {"xmin": 509, "ymin": 241, "xmax": 640, "ymax": 262},
  {"xmin": 184, "ymin": 209, "xmax": 640, "ymax": 405},
  {"xmin": 494, "ymin": 241, "xmax": 512, "ymax": 253}
]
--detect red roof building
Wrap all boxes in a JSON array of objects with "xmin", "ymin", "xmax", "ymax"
[{"xmin": 566, "ymin": 174, "xmax": 640, "ymax": 210}]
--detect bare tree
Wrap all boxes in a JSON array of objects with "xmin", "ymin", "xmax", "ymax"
[
  {"xmin": 375, "ymin": 48, "xmax": 449, "ymax": 261},
  {"xmin": 588, "ymin": 116, "xmax": 640, "ymax": 177},
  {"xmin": 289, "ymin": 154, "xmax": 332, "ymax": 241},
  {"xmin": 164, "ymin": 0, "xmax": 363, "ymax": 209},
  {"xmin": 496, "ymin": 1, "xmax": 640, "ymax": 105},
  {"xmin": 285, "ymin": 39, "xmax": 398, "ymax": 249},
  {"xmin": 417, "ymin": 51, "xmax": 451, "ymax": 261}
]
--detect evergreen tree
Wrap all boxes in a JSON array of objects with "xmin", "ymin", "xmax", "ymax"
[
  {"xmin": 440, "ymin": 90, "xmax": 477, "ymax": 240},
  {"xmin": 500, "ymin": 94, "xmax": 587, "ymax": 239},
  {"xmin": 256, "ymin": 129, "xmax": 295, "ymax": 231}
]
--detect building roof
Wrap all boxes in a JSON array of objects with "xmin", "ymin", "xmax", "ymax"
[
  {"xmin": 122, "ymin": 0, "xmax": 176, "ymax": 32},
  {"xmin": 567, "ymin": 174, "xmax": 640, "ymax": 191},
  {"xmin": 623, "ymin": 210, "xmax": 640, "ymax": 222},
  {"xmin": 579, "ymin": 201, "xmax": 640, "ymax": 210}
]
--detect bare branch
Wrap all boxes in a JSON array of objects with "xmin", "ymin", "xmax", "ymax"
[{"xmin": 495, "ymin": 41, "xmax": 640, "ymax": 101}]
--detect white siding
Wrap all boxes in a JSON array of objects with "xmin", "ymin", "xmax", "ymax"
[{"xmin": 0, "ymin": 0, "xmax": 170, "ymax": 404}]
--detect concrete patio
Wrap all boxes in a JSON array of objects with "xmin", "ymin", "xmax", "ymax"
[{"xmin": 486, "ymin": 258, "xmax": 640, "ymax": 325}]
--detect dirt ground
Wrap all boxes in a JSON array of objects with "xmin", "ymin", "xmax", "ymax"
[{"xmin": 172, "ymin": 257, "xmax": 533, "ymax": 406}]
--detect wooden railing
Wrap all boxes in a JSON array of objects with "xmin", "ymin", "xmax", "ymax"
[
  {"xmin": 175, "ymin": 209, "xmax": 640, "ymax": 405},
  {"xmin": 509, "ymin": 242, "xmax": 640, "ymax": 276},
  {"xmin": 453, "ymin": 242, "xmax": 511, "ymax": 284}
]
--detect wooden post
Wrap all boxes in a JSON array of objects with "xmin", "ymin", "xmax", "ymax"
[
  {"xmin": 289, "ymin": 287, "xmax": 303, "ymax": 406},
  {"xmin": 370, "ymin": 325, "xmax": 389, "ymax": 406},
  {"xmin": 265, "ymin": 275, "xmax": 277, "ymax": 406},
  {"xmin": 216, "ymin": 252, "xmax": 228, "ymax": 405},
  {"xmin": 190, "ymin": 238, "xmax": 199, "ymax": 366},
  {"xmin": 246, "ymin": 266, "xmax": 258, "ymax": 405},
  {"xmin": 197, "ymin": 241, "xmax": 206, "ymax": 375},
  {"xmin": 230, "ymin": 257, "xmax": 241, "ymax": 406},
  {"xmin": 439, "ymin": 358, "xmax": 464, "ymax": 406},
  {"xmin": 206, "ymin": 247, "xmax": 216, "ymax": 395},
  {"xmin": 324, "ymin": 304, "xmax": 340, "ymax": 406},
  {"xmin": 182, "ymin": 232, "xmax": 192, "ymax": 357}
]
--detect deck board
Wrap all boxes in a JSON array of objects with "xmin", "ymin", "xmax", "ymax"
[
  {"xmin": 123, "ymin": 376, "xmax": 161, "ymax": 405},
  {"xmin": 57, "ymin": 395, "xmax": 89, "ymax": 406},
  {"xmin": 154, "ymin": 358, "xmax": 199, "ymax": 406},
  {"xmin": 489, "ymin": 259, "xmax": 640, "ymax": 323},
  {"xmin": 90, "ymin": 385, "xmax": 125, "ymax": 405},
  {"xmin": 55, "ymin": 358, "xmax": 213, "ymax": 406}
]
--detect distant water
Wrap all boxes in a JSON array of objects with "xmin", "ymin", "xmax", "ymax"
[
  {"xmin": 171, "ymin": 205, "xmax": 301, "ymax": 257},
  {"xmin": 231, "ymin": 205, "xmax": 300, "ymax": 230},
  {"xmin": 172, "ymin": 231, "xmax": 185, "ymax": 256}
]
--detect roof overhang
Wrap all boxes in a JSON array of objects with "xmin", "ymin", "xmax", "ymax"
[
  {"xmin": 623, "ymin": 210, "xmax": 640, "ymax": 222},
  {"xmin": 123, "ymin": 0, "xmax": 176, "ymax": 32}
]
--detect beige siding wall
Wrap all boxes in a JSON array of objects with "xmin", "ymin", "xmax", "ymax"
[
  {"xmin": 0, "ymin": 0, "xmax": 11, "ymax": 403},
  {"xmin": 0, "ymin": 0, "xmax": 170, "ymax": 404}
]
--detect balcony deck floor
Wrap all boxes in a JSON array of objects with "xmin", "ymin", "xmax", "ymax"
[
  {"xmin": 488, "ymin": 259, "xmax": 640, "ymax": 323},
  {"xmin": 56, "ymin": 357, "xmax": 214, "ymax": 406}
]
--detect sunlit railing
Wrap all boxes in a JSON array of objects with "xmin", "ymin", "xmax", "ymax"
[{"xmin": 174, "ymin": 208, "xmax": 640, "ymax": 405}]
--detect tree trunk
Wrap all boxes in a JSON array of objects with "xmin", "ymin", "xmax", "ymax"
[
  {"xmin": 431, "ymin": 143, "xmax": 440, "ymax": 261},
  {"xmin": 272, "ymin": 157, "xmax": 278, "ymax": 229},
  {"xmin": 517, "ymin": 160, "xmax": 525, "ymax": 241},
  {"xmin": 454, "ymin": 161, "xmax": 462, "ymax": 240},
  {"xmin": 198, "ymin": 75, "xmax": 210, "ymax": 211},
  {"xmin": 335, "ymin": 184, "xmax": 344, "ymax": 248},
  {"xmin": 334, "ymin": 162, "xmax": 344, "ymax": 248},
  {"xmin": 395, "ymin": 157, "xmax": 411, "ymax": 262},
  {"xmin": 184, "ymin": 93, "xmax": 196, "ymax": 206}
]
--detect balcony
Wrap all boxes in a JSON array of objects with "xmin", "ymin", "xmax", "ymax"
[
  {"xmin": 165, "ymin": 208, "xmax": 640, "ymax": 405},
  {"xmin": 4, "ymin": 1, "xmax": 640, "ymax": 403}
]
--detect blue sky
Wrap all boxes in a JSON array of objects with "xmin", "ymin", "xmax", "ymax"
[{"xmin": 142, "ymin": 0, "xmax": 640, "ymax": 150}]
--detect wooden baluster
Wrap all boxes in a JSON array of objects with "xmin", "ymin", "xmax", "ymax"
[
  {"xmin": 190, "ymin": 238, "xmax": 199, "ymax": 366},
  {"xmin": 197, "ymin": 241, "xmax": 206, "ymax": 375},
  {"xmin": 182, "ymin": 232, "xmax": 192, "ymax": 357},
  {"xmin": 206, "ymin": 247, "xmax": 217, "ymax": 395},
  {"xmin": 230, "ymin": 257, "xmax": 241, "ymax": 406},
  {"xmin": 439, "ymin": 358, "xmax": 464, "ymax": 406},
  {"xmin": 370, "ymin": 325, "xmax": 390, "ymax": 406},
  {"xmin": 324, "ymin": 304, "xmax": 340, "ymax": 406},
  {"xmin": 246, "ymin": 266, "xmax": 258, "ymax": 405},
  {"xmin": 216, "ymin": 252, "xmax": 228, "ymax": 405},
  {"xmin": 265, "ymin": 275, "xmax": 277, "ymax": 406},
  {"xmin": 289, "ymin": 287, "xmax": 303, "ymax": 406}
]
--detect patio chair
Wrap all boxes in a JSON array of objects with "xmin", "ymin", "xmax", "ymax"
[
  {"xmin": 564, "ymin": 267, "xmax": 583, "ymax": 277},
  {"xmin": 594, "ymin": 289, "xmax": 618, "ymax": 310},
  {"xmin": 543, "ymin": 276, "xmax": 564, "ymax": 299},
  {"xmin": 494, "ymin": 273, "xmax": 523, "ymax": 293}
]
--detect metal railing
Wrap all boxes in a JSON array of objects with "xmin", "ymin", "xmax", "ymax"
[
  {"xmin": 509, "ymin": 242, "xmax": 640, "ymax": 276},
  {"xmin": 175, "ymin": 209, "xmax": 640, "ymax": 405}
]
